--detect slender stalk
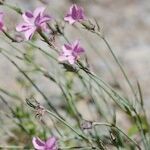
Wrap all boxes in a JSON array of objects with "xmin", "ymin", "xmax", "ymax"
[
  {"xmin": 77, "ymin": 60, "xmax": 148, "ymax": 149},
  {"xmin": 77, "ymin": 72, "xmax": 105, "ymax": 119},
  {"xmin": 132, "ymin": 108, "xmax": 149, "ymax": 150},
  {"xmin": 0, "ymin": 146, "xmax": 24, "ymax": 149},
  {"xmin": 38, "ymin": 30, "xmax": 59, "ymax": 53},
  {"xmin": 81, "ymin": 23, "xmax": 138, "ymax": 103},
  {"xmin": 59, "ymin": 146, "xmax": 95, "ymax": 150},
  {"xmin": 0, "ymin": 94, "xmax": 30, "ymax": 135},
  {"xmin": 45, "ymin": 109, "xmax": 92, "ymax": 144},
  {"xmin": 77, "ymin": 62, "xmax": 130, "ymax": 109},
  {"xmin": 101, "ymin": 36, "xmax": 138, "ymax": 102},
  {"xmin": 93, "ymin": 122, "xmax": 141, "ymax": 150},
  {"xmin": 137, "ymin": 81, "xmax": 149, "ymax": 129},
  {"xmin": 0, "ymin": 2, "xmax": 22, "ymax": 14},
  {"xmin": 2, "ymin": 30, "xmax": 17, "ymax": 42},
  {"xmin": 44, "ymin": 72, "xmax": 81, "ymax": 126},
  {"xmin": 27, "ymin": 42, "xmax": 57, "ymax": 61},
  {"xmin": 0, "ymin": 51, "xmax": 63, "ymax": 119}
]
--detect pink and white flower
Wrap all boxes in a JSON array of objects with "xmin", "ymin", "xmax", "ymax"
[
  {"xmin": 58, "ymin": 40, "xmax": 85, "ymax": 64},
  {"xmin": 32, "ymin": 136, "xmax": 58, "ymax": 150},
  {"xmin": 64, "ymin": 4, "xmax": 85, "ymax": 24},
  {"xmin": 16, "ymin": 7, "xmax": 52, "ymax": 40}
]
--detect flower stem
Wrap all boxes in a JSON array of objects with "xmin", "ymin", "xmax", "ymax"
[
  {"xmin": 2, "ymin": 30, "xmax": 17, "ymax": 42},
  {"xmin": 0, "ymin": 145, "xmax": 24, "ymax": 149},
  {"xmin": 101, "ymin": 36, "xmax": 138, "ymax": 102},
  {"xmin": 46, "ymin": 109, "xmax": 92, "ymax": 144},
  {"xmin": 0, "ymin": 51, "xmax": 63, "ymax": 119},
  {"xmin": 93, "ymin": 122, "xmax": 141, "ymax": 150},
  {"xmin": 37, "ymin": 30, "xmax": 59, "ymax": 53}
]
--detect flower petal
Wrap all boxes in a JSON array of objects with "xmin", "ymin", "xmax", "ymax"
[
  {"xmin": 71, "ymin": 4, "xmax": 78, "ymax": 19},
  {"xmin": 62, "ymin": 45, "xmax": 72, "ymax": 56},
  {"xmin": 68, "ymin": 55, "xmax": 76, "ymax": 64},
  {"xmin": 76, "ymin": 47, "xmax": 85, "ymax": 53},
  {"xmin": 16, "ymin": 23, "xmax": 31, "ymax": 32},
  {"xmin": 46, "ymin": 137, "xmax": 57, "ymax": 148},
  {"xmin": 33, "ymin": 7, "xmax": 45, "ymax": 18},
  {"xmin": 0, "ymin": 12, "xmax": 4, "ymax": 31},
  {"xmin": 32, "ymin": 137, "xmax": 45, "ymax": 150},
  {"xmin": 64, "ymin": 16, "xmax": 75, "ymax": 24},
  {"xmin": 73, "ymin": 40, "xmax": 84, "ymax": 54},
  {"xmin": 78, "ymin": 7, "xmax": 85, "ymax": 19},
  {"xmin": 22, "ymin": 11, "xmax": 34, "ymax": 24},
  {"xmin": 24, "ymin": 27, "xmax": 36, "ymax": 40},
  {"xmin": 64, "ymin": 4, "xmax": 85, "ymax": 24},
  {"xmin": 40, "ymin": 23, "xmax": 50, "ymax": 32},
  {"xmin": 73, "ymin": 40, "xmax": 79, "ymax": 49},
  {"xmin": 63, "ymin": 44, "xmax": 72, "ymax": 50},
  {"xmin": 38, "ymin": 15, "xmax": 52, "ymax": 24}
]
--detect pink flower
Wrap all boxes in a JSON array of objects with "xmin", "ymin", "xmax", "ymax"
[
  {"xmin": 64, "ymin": 4, "xmax": 85, "ymax": 24},
  {"xmin": 58, "ymin": 40, "xmax": 85, "ymax": 64},
  {"xmin": 16, "ymin": 7, "xmax": 52, "ymax": 40},
  {"xmin": 32, "ymin": 136, "xmax": 58, "ymax": 150},
  {"xmin": 0, "ymin": 12, "xmax": 4, "ymax": 31}
]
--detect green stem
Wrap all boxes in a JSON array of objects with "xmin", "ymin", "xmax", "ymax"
[
  {"xmin": 1, "ymin": 2, "xmax": 22, "ymax": 14},
  {"xmin": 101, "ymin": 36, "xmax": 138, "ymax": 102},
  {"xmin": 0, "ymin": 146, "xmax": 24, "ymax": 149},
  {"xmin": 59, "ymin": 146, "xmax": 94, "ymax": 150},
  {"xmin": 77, "ymin": 62, "xmax": 130, "ymax": 109},
  {"xmin": 132, "ymin": 108, "xmax": 149, "ymax": 150},
  {"xmin": 46, "ymin": 109, "xmax": 92, "ymax": 144},
  {"xmin": 2, "ymin": 30, "xmax": 17, "ymax": 42},
  {"xmin": 43, "ymin": 72, "xmax": 81, "ymax": 126},
  {"xmin": 38, "ymin": 30, "xmax": 59, "ymax": 53},
  {"xmin": 27, "ymin": 42, "xmax": 57, "ymax": 61},
  {"xmin": 81, "ymin": 23, "xmax": 138, "ymax": 103},
  {"xmin": 93, "ymin": 122, "xmax": 141, "ymax": 150},
  {"xmin": 77, "ymin": 72, "xmax": 105, "ymax": 119},
  {"xmin": 0, "ymin": 94, "xmax": 30, "ymax": 135},
  {"xmin": 0, "ymin": 52, "xmax": 63, "ymax": 119}
]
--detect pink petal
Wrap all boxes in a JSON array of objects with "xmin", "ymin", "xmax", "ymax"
[
  {"xmin": 76, "ymin": 47, "xmax": 85, "ymax": 53},
  {"xmin": 68, "ymin": 55, "xmax": 76, "ymax": 64},
  {"xmin": 0, "ymin": 12, "xmax": 4, "ymax": 31},
  {"xmin": 69, "ymin": 4, "xmax": 77, "ymax": 14},
  {"xmin": 63, "ymin": 44, "xmax": 72, "ymax": 51},
  {"xmin": 24, "ymin": 27, "xmax": 36, "ymax": 40},
  {"xmin": 78, "ymin": 7, "xmax": 85, "ymax": 19},
  {"xmin": 72, "ymin": 40, "xmax": 84, "ymax": 55},
  {"xmin": 62, "ymin": 46, "xmax": 72, "ymax": 56},
  {"xmin": 64, "ymin": 16, "xmax": 76, "ymax": 24},
  {"xmin": 38, "ymin": 15, "xmax": 52, "ymax": 24},
  {"xmin": 40, "ymin": 23, "xmax": 50, "ymax": 32},
  {"xmin": 64, "ymin": 4, "xmax": 85, "ymax": 24},
  {"xmin": 71, "ymin": 5, "xmax": 78, "ymax": 19},
  {"xmin": 46, "ymin": 137, "xmax": 57, "ymax": 148},
  {"xmin": 16, "ymin": 23, "xmax": 31, "ymax": 32},
  {"xmin": 34, "ymin": 7, "xmax": 45, "ymax": 18},
  {"xmin": 32, "ymin": 137, "xmax": 45, "ymax": 150},
  {"xmin": 73, "ymin": 40, "xmax": 80, "ymax": 48},
  {"xmin": 22, "ymin": 11, "xmax": 34, "ymax": 24}
]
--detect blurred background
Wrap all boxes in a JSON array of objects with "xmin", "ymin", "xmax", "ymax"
[{"xmin": 0, "ymin": 0, "xmax": 150, "ymax": 147}]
